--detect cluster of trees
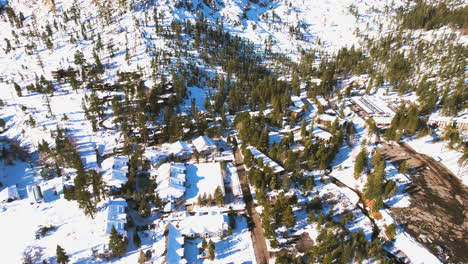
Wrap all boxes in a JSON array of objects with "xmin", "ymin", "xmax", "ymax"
[
  {"xmin": 364, "ymin": 152, "xmax": 396, "ymax": 212},
  {"xmin": 261, "ymin": 193, "xmax": 297, "ymax": 246},
  {"xmin": 235, "ymin": 112, "xmax": 269, "ymax": 152},
  {"xmin": 196, "ymin": 186, "xmax": 224, "ymax": 206},
  {"xmin": 399, "ymin": 1, "xmax": 468, "ymax": 30},
  {"xmin": 383, "ymin": 105, "xmax": 426, "ymax": 141},
  {"xmin": 201, "ymin": 238, "xmax": 216, "ymax": 260}
]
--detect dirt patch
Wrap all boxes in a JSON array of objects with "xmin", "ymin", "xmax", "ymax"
[
  {"xmin": 378, "ymin": 143, "xmax": 468, "ymax": 263},
  {"xmin": 295, "ymin": 232, "xmax": 314, "ymax": 253}
]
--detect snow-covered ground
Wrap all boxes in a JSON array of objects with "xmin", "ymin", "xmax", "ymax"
[
  {"xmin": 184, "ymin": 162, "xmax": 224, "ymax": 204},
  {"xmin": 405, "ymin": 135, "xmax": 467, "ymax": 186}
]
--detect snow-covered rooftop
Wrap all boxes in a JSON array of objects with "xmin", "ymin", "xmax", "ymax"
[
  {"xmin": 104, "ymin": 198, "xmax": 127, "ymax": 237},
  {"xmin": 178, "ymin": 211, "xmax": 228, "ymax": 236},
  {"xmin": 166, "ymin": 224, "xmax": 187, "ymax": 264},
  {"xmin": 312, "ymin": 127, "xmax": 333, "ymax": 141},
  {"xmin": 168, "ymin": 141, "xmax": 193, "ymax": 157},
  {"xmin": 247, "ymin": 146, "xmax": 285, "ymax": 174},
  {"xmin": 101, "ymin": 156, "xmax": 128, "ymax": 188},
  {"xmin": 192, "ymin": 136, "xmax": 216, "ymax": 154},
  {"xmin": 352, "ymin": 96, "xmax": 395, "ymax": 117},
  {"xmin": 156, "ymin": 163, "xmax": 186, "ymax": 202},
  {"xmin": 0, "ymin": 185, "xmax": 20, "ymax": 203},
  {"xmin": 291, "ymin": 95, "xmax": 305, "ymax": 109},
  {"xmin": 144, "ymin": 149, "xmax": 168, "ymax": 166}
]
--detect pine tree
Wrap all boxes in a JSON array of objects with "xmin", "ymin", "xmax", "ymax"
[
  {"xmin": 109, "ymin": 226, "xmax": 127, "ymax": 258},
  {"xmin": 214, "ymin": 186, "xmax": 224, "ymax": 206},
  {"xmin": 354, "ymin": 149, "xmax": 368, "ymax": 179},
  {"xmin": 386, "ymin": 223, "xmax": 397, "ymax": 239},
  {"xmin": 56, "ymin": 245, "xmax": 69, "ymax": 264},
  {"xmin": 76, "ymin": 190, "xmax": 97, "ymax": 219},
  {"xmin": 398, "ymin": 160, "xmax": 408, "ymax": 174},
  {"xmin": 13, "ymin": 82, "xmax": 22, "ymax": 97},
  {"xmin": 282, "ymin": 205, "xmax": 296, "ymax": 228},
  {"xmin": 208, "ymin": 240, "xmax": 215, "ymax": 260},
  {"xmin": 300, "ymin": 119, "xmax": 307, "ymax": 140}
]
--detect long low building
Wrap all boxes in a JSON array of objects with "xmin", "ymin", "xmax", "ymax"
[
  {"xmin": 247, "ymin": 146, "xmax": 285, "ymax": 174},
  {"xmin": 351, "ymin": 96, "xmax": 394, "ymax": 117},
  {"xmin": 104, "ymin": 198, "xmax": 127, "ymax": 237}
]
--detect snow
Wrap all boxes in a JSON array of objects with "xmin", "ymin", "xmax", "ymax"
[
  {"xmin": 192, "ymin": 136, "xmax": 216, "ymax": 154},
  {"xmin": 184, "ymin": 162, "xmax": 224, "ymax": 204},
  {"xmin": 311, "ymin": 127, "xmax": 332, "ymax": 142},
  {"xmin": 0, "ymin": 190, "xmax": 139, "ymax": 263},
  {"xmin": 0, "ymin": 185, "xmax": 20, "ymax": 202},
  {"xmin": 167, "ymin": 224, "xmax": 187, "ymax": 264},
  {"xmin": 391, "ymin": 231, "xmax": 443, "ymax": 264},
  {"xmin": 247, "ymin": 146, "xmax": 284, "ymax": 174},
  {"xmin": 167, "ymin": 140, "xmax": 193, "ymax": 158},
  {"xmin": 155, "ymin": 163, "xmax": 186, "ymax": 202},
  {"xmin": 104, "ymin": 198, "xmax": 128, "ymax": 237},
  {"xmin": 405, "ymin": 135, "xmax": 467, "ymax": 186},
  {"xmin": 0, "ymin": 0, "xmax": 458, "ymax": 262},
  {"xmin": 101, "ymin": 156, "xmax": 129, "ymax": 189}
]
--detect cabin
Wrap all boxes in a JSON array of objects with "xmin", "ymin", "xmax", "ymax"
[
  {"xmin": 311, "ymin": 127, "xmax": 333, "ymax": 144},
  {"xmin": 192, "ymin": 136, "xmax": 216, "ymax": 156},
  {"xmin": 247, "ymin": 146, "xmax": 285, "ymax": 175},
  {"xmin": 168, "ymin": 141, "xmax": 193, "ymax": 161},
  {"xmin": 101, "ymin": 156, "xmax": 129, "ymax": 190}
]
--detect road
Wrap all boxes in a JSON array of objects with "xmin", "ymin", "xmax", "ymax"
[{"xmin": 234, "ymin": 148, "xmax": 270, "ymax": 264}]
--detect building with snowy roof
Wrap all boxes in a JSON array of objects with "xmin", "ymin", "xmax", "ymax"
[
  {"xmin": 311, "ymin": 127, "xmax": 333, "ymax": 143},
  {"xmin": 315, "ymin": 113, "xmax": 337, "ymax": 127},
  {"xmin": 351, "ymin": 96, "xmax": 394, "ymax": 117},
  {"xmin": 192, "ymin": 136, "xmax": 216, "ymax": 155},
  {"xmin": 144, "ymin": 149, "xmax": 168, "ymax": 167},
  {"xmin": 316, "ymin": 96, "xmax": 329, "ymax": 107},
  {"xmin": 155, "ymin": 163, "xmax": 186, "ymax": 203},
  {"xmin": 0, "ymin": 185, "xmax": 20, "ymax": 203},
  {"xmin": 178, "ymin": 211, "xmax": 229, "ymax": 238},
  {"xmin": 288, "ymin": 106, "xmax": 303, "ymax": 118},
  {"xmin": 428, "ymin": 113, "xmax": 468, "ymax": 131},
  {"xmin": 104, "ymin": 198, "xmax": 127, "ymax": 237},
  {"xmin": 166, "ymin": 224, "xmax": 187, "ymax": 264},
  {"xmin": 247, "ymin": 146, "xmax": 285, "ymax": 174},
  {"xmin": 101, "ymin": 156, "xmax": 128, "ymax": 189},
  {"xmin": 291, "ymin": 95, "xmax": 305, "ymax": 109},
  {"xmin": 168, "ymin": 141, "xmax": 193, "ymax": 160}
]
